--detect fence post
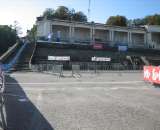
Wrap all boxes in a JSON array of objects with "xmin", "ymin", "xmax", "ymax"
[
  {"xmin": 94, "ymin": 62, "xmax": 97, "ymax": 73},
  {"xmin": 60, "ymin": 65, "xmax": 63, "ymax": 77}
]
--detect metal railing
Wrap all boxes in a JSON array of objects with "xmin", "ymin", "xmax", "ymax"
[
  {"xmin": 31, "ymin": 63, "xmax": 143, "ymax": 75},
  {"xmin": 2, "ymin": 42, "xmax": 27, "ymax": 72},
  {"xmin": 0, "ymin": 68, "xmax": 5, "ymax": 93},
  {"xmin": 0, "ymin": 42, "xmax": 19, "ymax": 62}
]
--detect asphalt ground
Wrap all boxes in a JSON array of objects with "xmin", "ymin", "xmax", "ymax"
[{"xmin": 1, "ymin": 71, "xmax": 160, "ymax": 130}]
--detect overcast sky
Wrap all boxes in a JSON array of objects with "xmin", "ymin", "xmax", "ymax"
[{"xmin": 0, "ymin": 0, "xmax": 160, "ymax": 36}]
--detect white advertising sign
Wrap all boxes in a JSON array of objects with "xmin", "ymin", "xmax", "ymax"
[
  {"xmin": 48, "ymin": 56, "xmax": 70, "ymax": 61},
  {"xmin": 118, "ymin": 45, "xmax": 128, "ymax": 51},
  {"xmin": 91, "ymin": 57, "xmax": 111, "ymax": 62}
]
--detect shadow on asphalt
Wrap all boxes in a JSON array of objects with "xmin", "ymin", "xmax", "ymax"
[{"xmin": 0, "ymin": 75, "xmax": 54, "ymax": 130}]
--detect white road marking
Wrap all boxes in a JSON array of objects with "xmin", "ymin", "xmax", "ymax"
[
  {"xmin": 21, "ymin": 86, "xmax": 150, "ymax": 91},
  {"xmin": 36, "ymin": 91, "xmax": 43, "ymax": 107},
  {"xmin": 18, "ymin": 98, "xmax": 29, "ymax": 102},
  {"xmin": 110, "ymin": 87, "xmax": 150, "ymax": 90},
  {"xmin": 6, "ymin": 81, "xmax": 144, "ymax": 85}
]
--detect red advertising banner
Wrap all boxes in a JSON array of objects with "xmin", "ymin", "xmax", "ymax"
[
  {"xmin": 144, "ymin": 66, "xmax": 160, "ymax": 84},
  {"xmin": 93, "ymin": 44, "xmax": 103, "ymax": 50},
  {"xmin": 144, "ymin": 66, "xmax": 152, "ymax": 82}
]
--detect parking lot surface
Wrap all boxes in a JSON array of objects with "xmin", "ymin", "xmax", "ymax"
[{"xmin": 2, "ymin": 71, "xmax": 160, "ymax": 130}]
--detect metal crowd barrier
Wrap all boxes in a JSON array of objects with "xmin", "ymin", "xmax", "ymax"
[
  {"xmin": 31, "ymin": 64, "xmax": 64, "ymax": 76},
  {"xmin": 72, "ymin": 64, "xmax": 81, "ymax": 77},
  {"xmin": 31, "ymin": 63, "xmax": 143, "ymax": 76}
]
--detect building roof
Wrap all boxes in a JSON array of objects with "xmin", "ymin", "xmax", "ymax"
[{"xmin": 37, "ymin": 16, "xmax": 146, "ymax": 31}]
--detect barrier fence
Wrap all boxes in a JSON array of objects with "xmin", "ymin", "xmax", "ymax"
[{"xmin": 31, "ymin": 63, "xmax": 143, "ymax": 76}]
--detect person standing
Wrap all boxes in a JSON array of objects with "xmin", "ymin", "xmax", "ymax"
[{"xmin": 56, "ymin": 31, "xmax": 61, "ymax": 42}]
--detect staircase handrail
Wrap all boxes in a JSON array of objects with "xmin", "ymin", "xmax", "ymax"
[
  {"xmin": 29, "ymin": 42, "xmax": 37, "ymax": 69},
  {"xmin": 2, "ymin": 42, "xmax": 27, "ymax": 71},
  {"xmin": 0, "ymin": 42, "xmax": 19, "ymax": 62}
]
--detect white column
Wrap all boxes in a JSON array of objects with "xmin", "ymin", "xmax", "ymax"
[
  {"xmin": 71, "ymin": 26, "xmax": 75, "ymax": 43},
  {"xmin": 128, "ymin": 32, "xmax": 130, "ymax": 44},
  {"xmin": 147, "ymin": 32, "xmax": 152, "ymax": 48},
  {"xmin": 130, "ymin": 32, "xmax": 132, "ymax": 45},
  {"xmin": 90, "ymin": 27, "xmax": 92, "ymax": 44},
  {"xmin": 69, "ymin": 26, "xmax": 72, "ymax": 43},
  {"xmin": 92, "ymin": 28, "xmax": 95, "ymax": 44},
  {"xmin": 109, "ymin": 30, "xmax": 112, "ymax": 41},
  {"xmin": 112, "ymin": 30, "xmax": 114, "ymax": 42},
  {"xmin": 144, "ymin": 33, "xmax": 147, "ymax": 46}
]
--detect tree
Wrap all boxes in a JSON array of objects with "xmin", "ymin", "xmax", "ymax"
[
  {"xmin": 128, "ymin": 14, "xmax": 160, "ymax": 26},
  {"xmin": 54, "ymin": 6, "xmax": 70, "ymax": 20},
  {"xmin": 72, "ymin": 11, "xmax": 87, "ymax": 22},
  {"xmin": 128, "ymin": 18, "xmax": 146, "ymax": 26},
  {"xmin": 0, "ymin": 25, "xmax": 17, "ymax": 55},
  {"xmin": 106, "ymin": 15, "xmax": 127, "ymax": 26},
  {"xmin": 41, "ymin": 6, "xmax": 88, "ymax": 22},
  {"xmin": 27, "ymin": 25, "xmax": 37, "ymax": 42},
  {"xmin": 145, "ymin": 14, "xmax": 160, "ymax": 25},
  {"xmin": 43, "ymin": 8, "xmax": 54, "ymax": 18},
  {"xmin": 12, "ymin": 21, "xmax": 22, "ymax": 36}
]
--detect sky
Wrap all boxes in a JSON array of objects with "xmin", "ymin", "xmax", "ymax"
[{"xmin": 0, "ymin": 0, "xmax": 160, "ymax": 36}]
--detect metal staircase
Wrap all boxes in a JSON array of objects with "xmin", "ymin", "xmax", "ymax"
[
  {"xmin": 141, "ymin": 56, "xmax": 150, "ymax": 65},
  {"xmin": 13, "ymin": 42, "xmax": 36, "ymax": 71}
]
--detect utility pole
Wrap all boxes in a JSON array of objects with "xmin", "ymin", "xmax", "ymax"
[{"xmin": 88, "ymin": 0, "xmax": 91, "ymax": 22}]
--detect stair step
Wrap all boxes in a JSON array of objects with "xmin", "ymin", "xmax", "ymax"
[{"xmin": 13, "ymin": 42, "xmax": 36, "ymax": 71}]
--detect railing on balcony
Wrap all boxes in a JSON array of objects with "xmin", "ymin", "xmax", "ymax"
[{"xmin": 37, "ymin": 36, "xmax": 153, "ymax": 50}]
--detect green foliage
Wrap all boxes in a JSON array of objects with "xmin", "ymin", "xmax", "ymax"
[
  {"xmin": 41, "ymin": 6, "xmax": 88, "ymax": 22},
  {"xmin": 43, "ymin": 8, "xmax": 55, "ymax": 18},
  {"xmin": 54, "ymin": 6, "xmax": 70, "ymax": 20},
  {"xmin": 106, "ymin": 15, "xmax": 127, "ymax": 26},
  {"xmin": 72, "ymin": 11, "xmax": 87, "ymax": 22},
  {"xmin": 27, "ymin": 25, "xmax": 37, "ymax": 42},
  {"xmin": 128, "ymin": 14, "xmax": 160, "ymax": 26},
  {"xmin": 0, "ymin": 25, "xmax": 17, "ymax": 55},
  {"xmin": 145, "ymin": 14, "xmax": 160, "ymax": 25},
  {"xmin": 131, "ymin": 18, "xmax": 146, "ymax": 26},
  {"xmin": 12, "ymin": 21, "xmax": 22, "ymax": 35}
]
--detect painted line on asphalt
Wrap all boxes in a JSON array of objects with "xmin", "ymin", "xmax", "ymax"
[
  {"xmin": 21, "ymin": 86, "xmax": 150, "ymax": 91},
  {"xmin": 6, "ymin": 81, "xmax": 144, "ymax": 85}
]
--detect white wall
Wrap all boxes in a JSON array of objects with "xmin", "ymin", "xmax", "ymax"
[
  {"xmin": 114, "ymin": 31, "xmax": 128, "ymax": 43},
  {"xmin": 74, "ymin": 28, "xmax": 90, "ymax": 42},
  {"xmin": 95, "ymin": 30, "xmax": 109, "ymax": 42},
  {"xmin": 37, "ymin": 20, "xmax": 52, "ymax": 37},
  {"xmin": 152, "ymin": 33, "xmax": 160, "ymax": 43},
  {"xmin": 131, "ymin": 33, "xmax": 145, "ymax": 45},
  {"xmin": 37, "ymin": 19, "xmax": 152, "ymax": 48},
  {"xmin": 145, "ymin": 25, "xmax": 160, "ymax": 33}
]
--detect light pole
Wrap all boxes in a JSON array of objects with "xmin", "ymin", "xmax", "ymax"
[{"xmin": 88, "ymin": 0, "xmax": 91, "ymax": 22}]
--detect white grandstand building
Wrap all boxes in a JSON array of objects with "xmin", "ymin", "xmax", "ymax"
[{"xmin": 36, "ymin": 17, "xmax": 160, "ymax": 49}]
